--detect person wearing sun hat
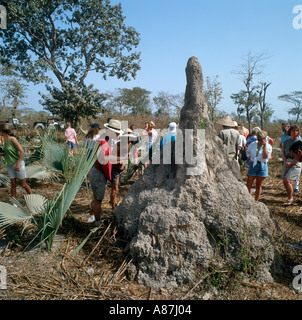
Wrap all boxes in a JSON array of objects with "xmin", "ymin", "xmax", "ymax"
[
  {"xmin": 218, "ymin": 115, "xmax": 242, "ymax": 180},
  {"xmin": 109, "ymin": 128, "xmax": 137, "ymax": 211},
  {"xmin": 218, "ymin": 115, "xmax": 241, "ymax": 161},
  {"xmin": 88, "ymin": 119, "xmax": 125, "ymax": 225},
  {"xmin": 160, "ymin": 122, "xmax": 177, "ymax": 148}
]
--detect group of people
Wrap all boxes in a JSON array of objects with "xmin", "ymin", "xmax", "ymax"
[
  {"xmin": 218, "ymin": 116, "xmax": 302, "ymax": 205},
  {"xmin": 85, "ymin": 118, "xmax": 176, "ymax": 226},
  {"xmin": 2, "ymin": 114, "xmax": 302, "ymax": 226}
]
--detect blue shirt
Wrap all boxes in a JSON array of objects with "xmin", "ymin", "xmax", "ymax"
[
  {"xmin": 160, "ymin": 133, "xmax": 176, "ymax": 148},
  {"xmin": 280, "ymin": 132, "xmax": 291, "ymax": 145}
]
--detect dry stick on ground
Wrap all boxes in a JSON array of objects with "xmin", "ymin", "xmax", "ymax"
[{"xmin": 82, "ymin": 221, "xmax": 112, "ymax": 265}]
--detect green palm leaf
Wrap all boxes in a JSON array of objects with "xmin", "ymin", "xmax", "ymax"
[{"xmin": 40, "ymin": 142, "xmax": 99, "ymax": 250}]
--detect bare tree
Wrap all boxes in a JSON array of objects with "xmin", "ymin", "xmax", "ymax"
[
  {"xmin": 257, "ymin": 82, "xmax": 272, "ymax": 129},
  {"xmin": 233, "ymin": 51, "xmax": 271, "ymax": 130},
  {"xmin": 203, "ymin": 75, "xmax": 223, "ymax": 122}
]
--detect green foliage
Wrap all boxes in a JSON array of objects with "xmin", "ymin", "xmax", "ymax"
[
  {"xmin": 0, "ymin": 0, "xmax": 141, "ymax": 123},
  {"xmin": 278, "ymin": 91, "xmax": 302, "ymax": 123},
  {"xmin": 40, "ymin": 83, "xmax": 106, "ymax": 127}
]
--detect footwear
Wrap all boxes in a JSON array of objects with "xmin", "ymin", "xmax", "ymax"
[
  {"xmin": 94, "ymin": 220, "xmax": 101, "ymax": 227},
  {"xmin": 283, "ymin": 199, "xmax": 294, "ymax": 206},
  {"xmin": 87, "ymin": 215, "xmax": 95, "ymax": 223},
  {"xmin": 294, "ymin": 188, "xmax": 299, "ymax": 193}
]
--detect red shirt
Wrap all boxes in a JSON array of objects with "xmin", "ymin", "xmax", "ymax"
[{"xmin": 94, "ymin": 139, "xmax": 112, "ymax": 180}]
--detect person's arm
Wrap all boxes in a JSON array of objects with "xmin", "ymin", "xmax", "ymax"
[
  {"xmin": 262, "ymin": 142, "xmax": 269, "ymax": 159},
  {"xmin": 74, "ymin": 130, "xmax": 79, "ymax": 145},
  {"xmin": 11, "ymin": 138, "xmax": 24, "ymax": 171}
]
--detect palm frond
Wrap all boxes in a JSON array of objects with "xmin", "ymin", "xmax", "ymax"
[
  {"xmin": 24, "ymin": 194, "xmax": 47, "ymax": 215},
  {"xmin": 0, "ymin": 172, "xmax": 10, "ymax": 187},
  {"xmin": 39, "ymin": 142, "xmax": 99, "ymax": 250},
  {"xmin": 0, "ymin": 200, "xmax": 32, "ymax": 229}
]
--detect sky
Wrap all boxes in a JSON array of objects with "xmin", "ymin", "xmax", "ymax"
[{"xmin": 24, "ymin": 0, "xmax": 302, "ymax": 121}]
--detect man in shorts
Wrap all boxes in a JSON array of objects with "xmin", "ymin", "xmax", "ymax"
[{"xmin": 88, "ymin": 119, "xmax": 124, "ymax": 226}]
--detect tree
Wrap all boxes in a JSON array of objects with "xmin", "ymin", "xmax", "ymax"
[
  {"xmin": 256, "ymin": 82, "xmax": 273, "ymax": 129},
  {"xmin": 278, "ymin": 91, "xmax": 302, "ymax": 123},
  {"xmin": 40, "ymin": 83, "xmax": 106, "ymax": 127},
  {"xmin": 0, "ymin": 78, "xmax": 28, "ymax": 117},
  {"xmin": 153, "ymin": 91, "xmax": 184, "ymax": 118},
  {"xmin": 106, "ymin": 87, "xmax": 152, "ymax": 115},
  {"xmin": 0, "ymin": 0, "xmax": 141, "ymax": 124},
  {"xmin": 203, "ymin": 75, "xmax": 223, "ymax": 121},
  {"xmin": 231, "ymin": 90, "xmax": 258, "ymax": 124},
  {"xmin": 233, "ymin": 51, "xmax": 270, "ymax": 130}
]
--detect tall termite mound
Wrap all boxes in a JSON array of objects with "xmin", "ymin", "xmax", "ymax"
[{"xmin": 114, "ymin": 56, "xmax": 283, "ymax": 289}]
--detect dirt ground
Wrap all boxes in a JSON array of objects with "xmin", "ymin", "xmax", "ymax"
[{"xmin": 0, "ymin": 148, "xmax": 302, "ymax": 301}]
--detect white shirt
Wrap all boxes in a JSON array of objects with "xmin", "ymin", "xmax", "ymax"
[
  {"xmin": 246, "ymin": 141, "xmax": 272, "ymax": 167},
  {"xmin": 148, "ymin": 129, "xmax": 158, "ymax": 145}
]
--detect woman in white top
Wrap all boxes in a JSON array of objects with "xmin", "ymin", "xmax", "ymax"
[{"xmin": 246, "ymin": 130, "xmax": 272, "ymax": 202}]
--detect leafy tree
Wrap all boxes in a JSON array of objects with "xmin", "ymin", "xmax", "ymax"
[
  {"xmin": 0, "ymin": 0, "xmax": 141, "ymax": 124},
  {"xmin": 0, "ymin": 78, "xmax": 28, "ymax": 117},
  {"xmin": 105, "ymin": 87, "xmax": 152, "ymax": 115},
  {"xmin": 203, "ymin": 75, "xmax": 223, "ymax": 121},
  {"xmin": 231, "ymin": 90, "xmax": 258, "ymax": 124},
  {"xmin": 278, "ymin": 91, "xmax": 302, "ymax": 123},
  {"xmin": 40, "ymin": 83, "xmax": 106, "ymax": 127}
]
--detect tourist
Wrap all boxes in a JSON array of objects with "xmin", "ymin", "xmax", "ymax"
[
  {"xmin": 218, "ymin": 116, "xmax": 241, "ymax": 161},
  {"xmin": 84, "ymin": 125, "xmax": 101, "ymax": 156},
  {"xmin": 246, "ymin": 130, "xmax": 272, "ymax": 202},
  {"xmin": 88, "ymin": 119, "xmax": 125, "ymax": 226},
  {"xmin": 236, "ymin": 125, "xmax": 247, "ymax": 166},
  {"xmin": 280, "ymin": 122, "xmax": 291, "ymax": 149},
  {"xmin": 65, "ymin": 122, "xmax": 78, "ymax": 155},
  {"xmin": 147, "ymin": 121, "xmax": 158, "ymax": 162},
  {"xmin": 245, "ymin": 127, "xmax": 261, "ymax": 169},
  {"xmin": 281, "ymin": 125, "xmax": 302, "ymax": 206},
  {"xmin": 110, "ymin": 130, "xmax": 136, "ymax": 211},
  {"xmin": 84, "ymin": 124, "xmax": 101, "ymax": 183},
  {"xmin": 289, "ymin": 140, "xmax": 302, "ymax": 162},
  {"xmin": 0, "ymin": 124, "xmax": 32, "ymax": 199},
  {"xmin": 160, "ymin": 122, "xmax": 177, "ymax": 148}
]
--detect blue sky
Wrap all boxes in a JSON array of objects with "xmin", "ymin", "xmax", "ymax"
[{"xmin": 26, "ymin": 0, "xmax": 302, "ymax": 121}]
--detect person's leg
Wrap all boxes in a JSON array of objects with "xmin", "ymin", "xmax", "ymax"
[
  {"xmin": 90, "ymin": 199, "xmax": 102, "ymax": 221},
  {"xmin": 19, "ymin": 179, "xmax": 32, "ymax": 194},
  {"xmin": 10, "ymin": 178, "xmax": 17, "ymax": 198},
  {"xmin": 89, "ymin": 167, "xmax": 107, "ymax": 223},
  {"xmin": 246, "ymin": 175, "xmax": 256, "ymax": 193},
  {"xmin": 283, "ymin": 178, "xmax": 294, "ymax": 204},
  {"xmin": 255, "ymin": 176, "xmax": 266, "ymax": 202},
  {"xmin": 110, "ymin": 182, "xmax": 119, "ymax": 210}
]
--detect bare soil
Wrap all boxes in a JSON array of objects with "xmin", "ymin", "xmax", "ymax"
[{"xmin": 0, "ymin": 150, "xmax": 302, "ymax": 300}]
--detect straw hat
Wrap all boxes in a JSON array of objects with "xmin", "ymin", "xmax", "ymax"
[
  {"xmin": 121, "ymin": 128, "xmax": 137, "ymax": 140},
  {"xmin": 218, "ymin": 116, "xmax": 235, "ymax": 127},
  {"xmin": 104, "ymin": 119, "xmax": 123, "ymax": 134}
]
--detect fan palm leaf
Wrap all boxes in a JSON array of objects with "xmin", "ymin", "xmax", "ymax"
[
  {"xmin": 0, "ymin": 194, "xmax": 47, "ymax": 229},
  {"xmin": 39, "ymin": 141, "xmax": 99, "ymax": 250}
]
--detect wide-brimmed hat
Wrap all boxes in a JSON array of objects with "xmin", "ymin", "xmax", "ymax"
[
  {"xmin": 218, "ymin": 116, "xmax": 235, "ymax": 127},
  {"xmin": 168, "ymin": 122, "xmax": 177, "ymax": 133},
  {"xmin": 121, "ymin": 128, "xmax": 137, "ymax": 140},
  {"xmin": 104, "ymin": 119, "xmax": 123, "ymax": 134}
]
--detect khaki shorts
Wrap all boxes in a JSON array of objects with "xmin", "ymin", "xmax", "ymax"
[{"xmin": 6, "ymin": 161, "xmax": 27, "ymax": 180}]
